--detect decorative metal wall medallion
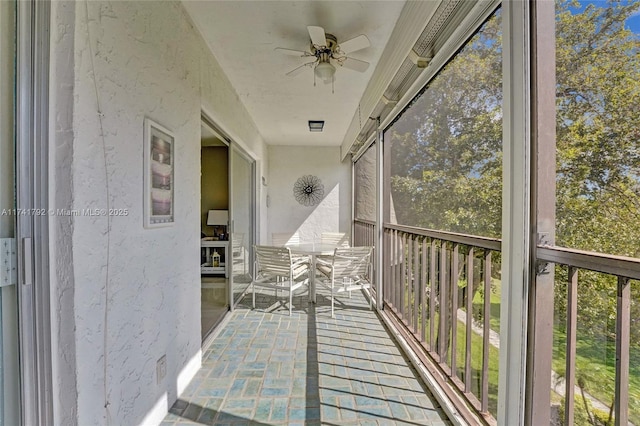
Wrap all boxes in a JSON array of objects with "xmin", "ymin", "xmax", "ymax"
[{"xmin": 293, "ymin": 175, "xmax": 324, "ymax": 206}]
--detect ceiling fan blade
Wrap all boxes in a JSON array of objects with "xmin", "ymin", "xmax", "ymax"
[
  {"xmin": 341, "ymin": 57, "xmax": 370, "ymax": 73},
  {"xmin": 307, "ymin": 26, "xmax": 327, "ymax": 47},
  {"xmin": 338, "ymin": 34, "xmax": 370, "ymax": 54},
  {"xmin": 286, "ymin": 61, "xmax": 315, "ymax": 77},
  {"xmin": 275, "ymin": 47, "xmax": 312, "ymax": 57}
]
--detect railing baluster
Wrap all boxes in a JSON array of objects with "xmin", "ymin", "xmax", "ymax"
[
  {"xmin": 430, "ymin": 239, "xmax": 437, "ymax": 351},
  {"xmin": 615, "ymin": 276, "xmax": 630, "ymax": 426},
  {"xmin": 397, "ymin": 230, "xmax": 402, "ymax": 315},
  {"xmin": 390, "ymin": 229, "xmax": 396, "ymax": 310},
  {"xmin": 387, "ymin": 228, "xmax": 391, "ymax": 307},
  {"xmin": 370, "ymin": 223, "xmax": 374, "ymax": 246},
  {"xmin": 414, "ymin": 236, "xmax": 421, "ymax": 339},
  {"xmin": 564, "ymin": 267, "xmax": 578, "ymax": 426},
  {"xmin": 481, "ymin": 250, "xmax": 492, "ymax": 412},
  {"xmin": 394, "ymin": 229, "xmax": 400, "ymax": 312},
  {"xmin": 421, "ymin": 237, "xmax": 427, "ymax": 343},
  {"xmin": 451, "ymin": 243, "xmax": 459, "ymax": 378},
  {"xmin": 439, "ymin": 241, "xmax": 448, "ymax": 361},
  {"xmin": 465, "ymin": 248, "xmax": 474, "ymax": 393},
  {"xmin": 396, "ymin": 232, "xmax": 404, "ymax": 312},
  {"xmin": 401, "ymin": 232, "xmax": 407, "ymax": 321},
  {"xmin": 383, "ymin": 228, "xmax": 387, "ymax": 307},
  {"xmin": 368, "ymin": 223, "xmax": 375, "ymax": 296},
  {"xmin": 407, "ymin": 235, "xmax": 413, "ymax": 330}
]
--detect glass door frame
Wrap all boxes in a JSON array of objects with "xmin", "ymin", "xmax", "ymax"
[
  {"xmin": 228, "ymin": 143, "xmax": 256, "ymax": 311},
  {"xmin": 0, "ymin": 1, "xmax": 19, "ymax": 424},
  {"xmin": 200, "ymin": 112, "xmax": 257, "ymax": 313},
  {"xmin": 15, "ymin": 0, "xmax": 54, "ymax": 423}
]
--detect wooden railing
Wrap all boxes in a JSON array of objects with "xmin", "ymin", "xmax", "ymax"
[
  {"xmin": 382, "ymin": 223, "xmax": 501, "ymax": 423},
  {"xmin": 353, "ymin": 218, "xmax": 375, "ymax": 248},
  {"xmin": 355, "ymin": 218, "xmax": 639, "ymax": 425},
  {"xmin": 537, "ymin": 245, "xmax": 640, "ymax": 426},
  {"xmin": 354, "ymin": 219, "xmax": 502, "ymax": 422}
]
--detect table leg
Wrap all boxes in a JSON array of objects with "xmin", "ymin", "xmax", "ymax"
[{"xmin": 311, "ymin": 254, "xmax": 316, "ymax": 303}]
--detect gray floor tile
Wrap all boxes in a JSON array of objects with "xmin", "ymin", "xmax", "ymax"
[{"xmin": 163, "ymin": 288, "xmax": 451, "ymax": 425}]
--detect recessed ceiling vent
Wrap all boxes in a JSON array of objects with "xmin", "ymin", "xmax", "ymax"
[{"xmin": 308, "ymin": 120, "xmax": 325, "ymax": 132}]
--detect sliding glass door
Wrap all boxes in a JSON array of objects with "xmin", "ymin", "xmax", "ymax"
[
  {"xmin": 0, "ymin": 1, "xmax": 20, "ymax": 424},
  {"xmin": 229, "ymin": 146, "xmax": 255, "ymax": 308}
]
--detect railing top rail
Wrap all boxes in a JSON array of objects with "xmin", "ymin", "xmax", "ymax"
[
  {"xmin": 354, "ymin": 218, "xmax": 376, "ymax": 226},
  {"xmin": 368, "ymin": 221, "xmax": 640, "ymax": 278},
  {"xmin": 537, "ymin": 245, "xmax": 640, "ymax": 280},
  {"xmin": 383, "ymin": 223, "xmax": 502, "ymax": 251}
]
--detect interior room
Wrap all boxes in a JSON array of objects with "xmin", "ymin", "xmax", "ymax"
[{"xmin": 200, "ymin": 123, "xmax": 230, "ymax": 340}]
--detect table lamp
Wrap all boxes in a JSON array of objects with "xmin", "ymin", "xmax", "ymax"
[{"xmin": 207, "ymin": 210, "xmax": 228, "ymax": 240}]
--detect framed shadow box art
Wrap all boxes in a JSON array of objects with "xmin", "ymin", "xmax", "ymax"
[{"xmin": 144, "ymin": 118, "xmax": 174, "ymax": 228}]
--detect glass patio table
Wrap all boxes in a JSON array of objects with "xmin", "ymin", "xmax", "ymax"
[{"xmin": 284, "ymin": 242, "xmax": 338, "ymax": 303}]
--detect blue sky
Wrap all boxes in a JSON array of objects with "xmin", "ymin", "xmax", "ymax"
[
  {"xmin": 570, "ymin": 0, "xmax": 640, "ymax": 33},
  {"xmin": 623, "ymin": 4, "xmax": 639, "ymax": 33}
]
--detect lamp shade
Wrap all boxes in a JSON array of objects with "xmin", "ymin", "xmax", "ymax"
[
  {"xmin": 207, "ymin": 210, "xmax": 228, "ymax": 225},
  {"xmin": 314, "ymin": 61, "xmax": 335, "ymax": 83}
]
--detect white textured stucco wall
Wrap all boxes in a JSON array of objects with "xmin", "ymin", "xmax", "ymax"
[
  {"xmin": 49, "ymin": 1, "xmax": 266, "ymax": 424},
  {"xmin": 267, "ymin": 146, "xmax": 351, "ymax": 243}
]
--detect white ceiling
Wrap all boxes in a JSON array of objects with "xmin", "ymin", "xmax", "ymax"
[{"xmin": 183, "ymin": 1, "xmax": 406, "ymax": 146}]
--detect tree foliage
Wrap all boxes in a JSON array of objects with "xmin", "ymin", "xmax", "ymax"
[
  {"xmin": 387, "ymin": 10, "xmax": 503, "ymax": 238},
  {"xmin": 556, "ymin": 0, "xmax": 640, "ymax": 258}
]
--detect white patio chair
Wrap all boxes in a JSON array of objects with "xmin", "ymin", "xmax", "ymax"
[
  {"xmin": 251, "ymin": 245, "xmax": 310, "ymax": 315},
  {"xmin": 316, "ymin": 246, "xmax": 374, "ymax": 318}
]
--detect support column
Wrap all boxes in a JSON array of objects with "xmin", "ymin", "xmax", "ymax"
[
  {"xmin": 375, "ymin": 120, "xmax": 384, "ymax": 309},
  {"xmin": 498, "ymin": 1, "xmax": 531, "ymax": 424},
  {"xmin": 499, "ymin": 1, "xmax": 557, "ymax": 424},
  {"xmin": 527, "ymin": 1, "xmax": 557, "ymax": 424}
]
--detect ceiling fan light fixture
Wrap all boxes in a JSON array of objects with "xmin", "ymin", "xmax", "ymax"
[{"xmin": 314, "ymin": 61, "xmax": 336, "ymax": 83}]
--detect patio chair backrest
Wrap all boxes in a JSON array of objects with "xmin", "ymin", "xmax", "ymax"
[
  {"xmin": 232, "ymin": 233, "xmax": 244, "ymax": 252},
  {"xmin": 271, "ymin": 232, "xmax": 300, "ymax": 247},
  {"xmin": 331, "ymin": 246, "xmax": 372, "ymax": 279},
  {"xmin": 321, "ymin": 232, "xmax": 349, "ymax": 247},
  {"xmin": 254, "ymin": 245, "xmax": 294, "ymax": 277}
]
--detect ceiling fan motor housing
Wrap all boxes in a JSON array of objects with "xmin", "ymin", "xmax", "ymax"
[{"xmin": 311, "ymin": 33, "xmax": 338, "ymax": 58}]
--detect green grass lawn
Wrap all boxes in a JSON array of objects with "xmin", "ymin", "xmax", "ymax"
[
  {"xmin": 452, "ymin": 318, "xmax": 500, "ymax": 417},
  {"xmin": 552, "ymin": 330, "xmax": 640, "ymax": 425},
  {"xmin": 416, "ymin": 312, "xmax": 501, "ymax": 417}
]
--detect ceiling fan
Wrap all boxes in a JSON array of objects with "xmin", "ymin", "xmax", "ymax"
[{"xmin": 275, "ymin": 26, "xmax": 371, "ymax": 87}]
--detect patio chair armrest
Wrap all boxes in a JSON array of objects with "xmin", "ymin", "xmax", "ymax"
[
  {"xmin": 315, "ymin": 257, "xmax": 332, "ymax": 268},
  {"xmin": 291, "ymin": 257, "xmax": 311, "ymax": 268}
]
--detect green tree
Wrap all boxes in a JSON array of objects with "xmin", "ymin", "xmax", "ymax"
[
  {"xmin": 556, "ymin": 0, "xmax": 640, "ymax": 259},
  {"xmin": 387, "ymin": 9, "xmax": 503, "ymax": 238}
]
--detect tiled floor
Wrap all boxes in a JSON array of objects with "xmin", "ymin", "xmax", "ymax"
[{"xmin": 163, "ymin": 285, "xmax": 453, "ymax": 425}]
